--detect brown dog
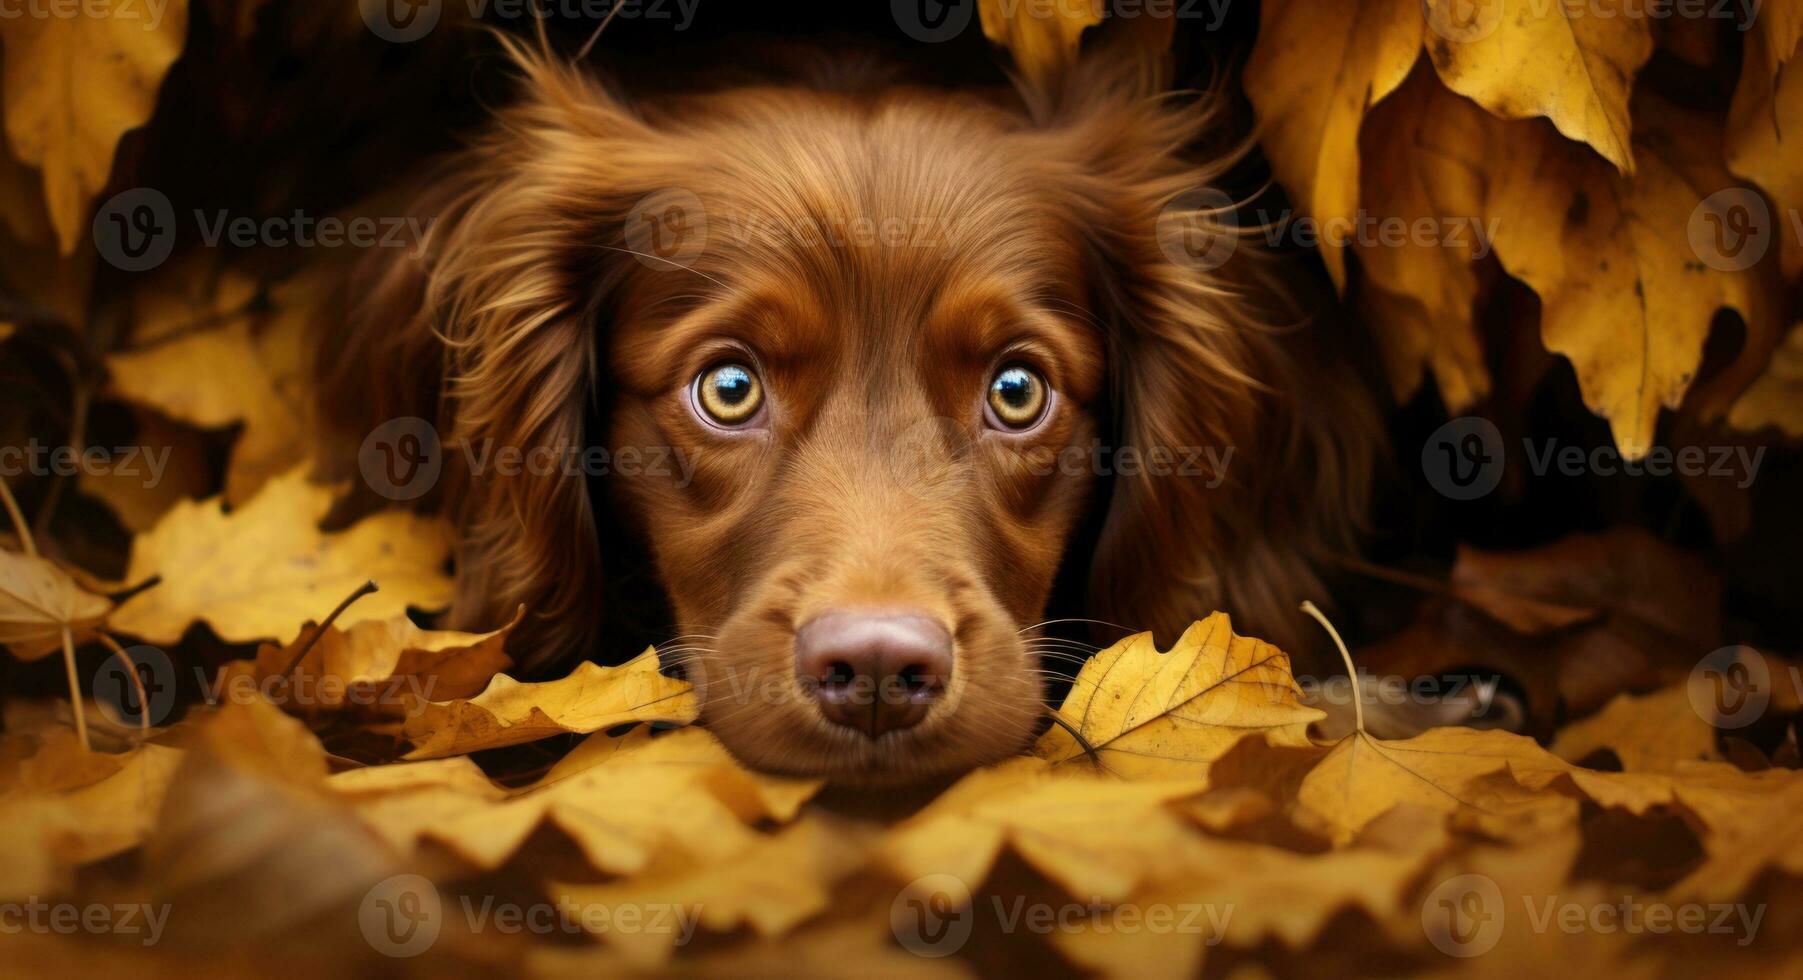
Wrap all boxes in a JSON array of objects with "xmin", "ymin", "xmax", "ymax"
[{"xmin": 319, "ymin": 37, "xmax": 1374, "ymax": 783}]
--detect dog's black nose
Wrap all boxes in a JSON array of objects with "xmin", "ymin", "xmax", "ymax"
[{"xmin": 794, "ymin": 610, "xmax": 953, "ymax": 737}]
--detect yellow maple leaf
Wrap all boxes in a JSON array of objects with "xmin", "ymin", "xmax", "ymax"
[
  {"xmin": 109, "ymin": 466, "xmax": 454, "ymax": 645},
  {"xmin": 553, "ymin": 817, "xmax": 870, "ymax": 966},
  {"xmin": 0, "ymin": 0, "xmax": 190, "ymax": 253},
  {"xmin": 1052, "ymin": 821, "xmax": 1440, "ymax": 971},
  {"xmin": 1726, "ymin": 0, "xmax": 1803, "ymax": 278},
  {"xmin": 1422, "ymin": 0, "xmax": 1652, "ymax": 173},
  {"xmin": 1295, "ymin": 726, "xmax": 1579, "ymax": 845},
  {"xmin": 1486, "ymin": 95, "xmax": 1774, "ymax": 458},
  {"xmin": 1355, "ymin": 64, "xmax": 1497, "ymax": 411},
  {"xmin": 225, "ymin": 605, "xmax": 522, "ymax": 718},
  {"xmin": 0, "ymin": 738, "xmax": 183, "ymax": 900},
  {"xmin": 977, "ymin": 0, "xmax": 1103, "ymax": 90},
  {"xmin": 332, "ymin": 726, "xmax": 819, "ymax": 877},
  {"xmin": 1243, "ymin": 0, "xmax": 1423, "ymax": 288},
  {"xmin": 106, "ymin": 315, "xmax": 308, "ymax": 506},
  {"xmin": 399, "ymin": 649, "xmax": 699, "ymax": 759},
  {"xmin": 1549, "ymin": 685, "xmax": 1720, "ymax": 773},
  {"xmin": 882, "ymin": 757, "xmax": 1208, "ymax": 902},
  {"xmin": 1035, "ymin": 612, "xmax": 1323, "ymax": 779}
]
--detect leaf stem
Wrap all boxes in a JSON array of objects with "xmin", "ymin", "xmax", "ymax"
[
  {"xmin": 60, "ymin": 625, "xmax": 89, "ymax": 751},
  {"xmin": 278, "ymin": 580, "xmax": 380, "ymax": 679},
  {"xmin": 1044, "ymin": 710, "xmax": 1101, "ymax": 769},
  {"xmin": 1300, "ymin": 600, "xmax": 1362, "ymax": 736},
  {"xmin": 0, "ymin": 478, "xmax": 37, "ymax": 558},
  {"xmin": 98, "ymin": 633, "xmax": 151, "ymax": 742}
]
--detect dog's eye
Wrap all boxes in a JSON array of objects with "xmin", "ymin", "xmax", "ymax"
[
  {"xmin": 986, "ymin": 365, "xmax": 1048, "ymax": 430},
  {"xmin": 694, "ymin": 362, "xmax": 764, "ymax": 426}
]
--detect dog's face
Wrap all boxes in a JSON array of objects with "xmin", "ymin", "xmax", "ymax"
[
  {"xmin": 323, "ymin": 45, "xmax": 1370, "ymax": 785},
  {"xmin": 602, "ymin": 95, "xmax": 1109, "ymax": 779}
]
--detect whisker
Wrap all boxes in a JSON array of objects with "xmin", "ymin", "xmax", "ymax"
[{"xmin": 1017, "ymin": 617, "xmax": 1141, "ymax": 636}]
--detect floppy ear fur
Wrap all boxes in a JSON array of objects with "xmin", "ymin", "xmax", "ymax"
[
  {"xmin": 1026, "ymin": 43, "xmax": 1378, "ymax": 658},
  {"xmin": 317, "ymin": 39, "xmax": 683, "ymax": 668}
]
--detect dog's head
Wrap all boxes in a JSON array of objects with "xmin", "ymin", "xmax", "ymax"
[{"xmin": 322, "ymin": 40, "xmax": 1371, "ymax": 783}]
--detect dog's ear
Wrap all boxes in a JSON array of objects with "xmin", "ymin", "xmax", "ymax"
[
  {"xmin": 1024, "ymin": 46, "xmax": 1378, "ymax": 657},
  {"xmin": 316, "ymin": 39, "xmax": 682, "ymax": 668}
]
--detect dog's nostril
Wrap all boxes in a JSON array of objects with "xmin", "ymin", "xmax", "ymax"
[
  {"xmin": 794, "ymin": 609, "xmax": 953, "ymax": 737},
  {"xmin": 896, "ymin": 663, "xmax": 940, "ymax": 697}
]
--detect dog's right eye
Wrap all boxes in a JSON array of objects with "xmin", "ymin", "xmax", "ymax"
[{"xmin": 694, "ymin": 362, "xmax": 765, "ymax": 427}]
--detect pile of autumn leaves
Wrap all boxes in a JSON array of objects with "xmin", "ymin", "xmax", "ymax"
[
  {"xmin": 1245, "ymin": 0, "xmax": 1803, "ymax": 454},
  {"xmin": 6, "ymin": 548, "xmax": 1803, "ymax": 975}
]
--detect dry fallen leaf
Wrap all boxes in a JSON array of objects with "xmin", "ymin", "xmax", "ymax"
[
  {"xmin": 976, "ymin": 0, "xmax": 1104, "ymax": 90},
  {"xmin": 238, "ymin": 605, "xmax": 522, "ymax": 718},
  {"xmin": 0, "ymin": 546, "xmax": 111, "ymax": 659},
  {"xmin": 1485, "ymin": 95, "xmax": 1772, "ymax": 458},
  {"xmin": 109, "ymin": 466, "xmax": 454, "ymax": 645},
  {"xmin": 1035, "ymin": 612, "xmax": 1324, "ymax": 779},
  {"xmin": 1422, "ymin": 0, "xmax": 1651, "ymax": 173},
  {"xmin": 333, "ymin": 726, "xmax": 819, "ymax": 877},
  {"xmin": 1354, "ymin": 64, "xmax": 1496, "ymax": 410},
  {"xmin": 75, "ymin": 407, "xmax": 215, "ymax": 534},
  {"xmin": 1727, "ymin": 323, "xmax": 1803, "ymax": 437},
  {"xmin": 107, "ymin": 313, "xmax": 309, "ymax": 506},
  {"xmin": 0, "ymin": 0, "xmax": 190, "ymax": 252},
  {"xmin": 882, "ymin": 757, "xmax": 1208, "ymax": 902},
  {"xmin": 1726, "ymin": 0, "xmax": 1803, "ymax": 278},
  {"xmin": 143, "ymin": 697, "xmax": 404, "ymax": 944},
  {"xmin": 1294, "ymin": 726, "xmax": 1578, "ymax": 844},
  {"xmin": 1052, "ymin": 812, "xmax": 1444, "ymax": 974},
  {"xmin": 0, "ymin": 737, "xmax": 183, "ymax": 900},
  {"xmin": 1243, "ymin": 0, "xmax": 1422, "ymax": 288},
  {"xmin": 399, "ymin": 648, "xmax": 699, "ymax": 759},
  {"xmin": 553, "ymin": 817, "xmax": 870, "ymax": 966},
  {"xmin": 1551, "ymin": 685, "xmax": 1721, "ymax": 772}
]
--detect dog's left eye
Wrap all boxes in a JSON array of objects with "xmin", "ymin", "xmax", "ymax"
[
  {"xmin": 695, "ymin": 362, "xmax": 765, "ymax": 426},
  {"xmin": 986, "ymin": 365, "xmax": 1049, "ymax": 430}
]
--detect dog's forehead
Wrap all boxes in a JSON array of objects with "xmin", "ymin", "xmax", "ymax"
[{"xmin": 673, "ymin": 90, "xmax": 1060, "ymax": 257}]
